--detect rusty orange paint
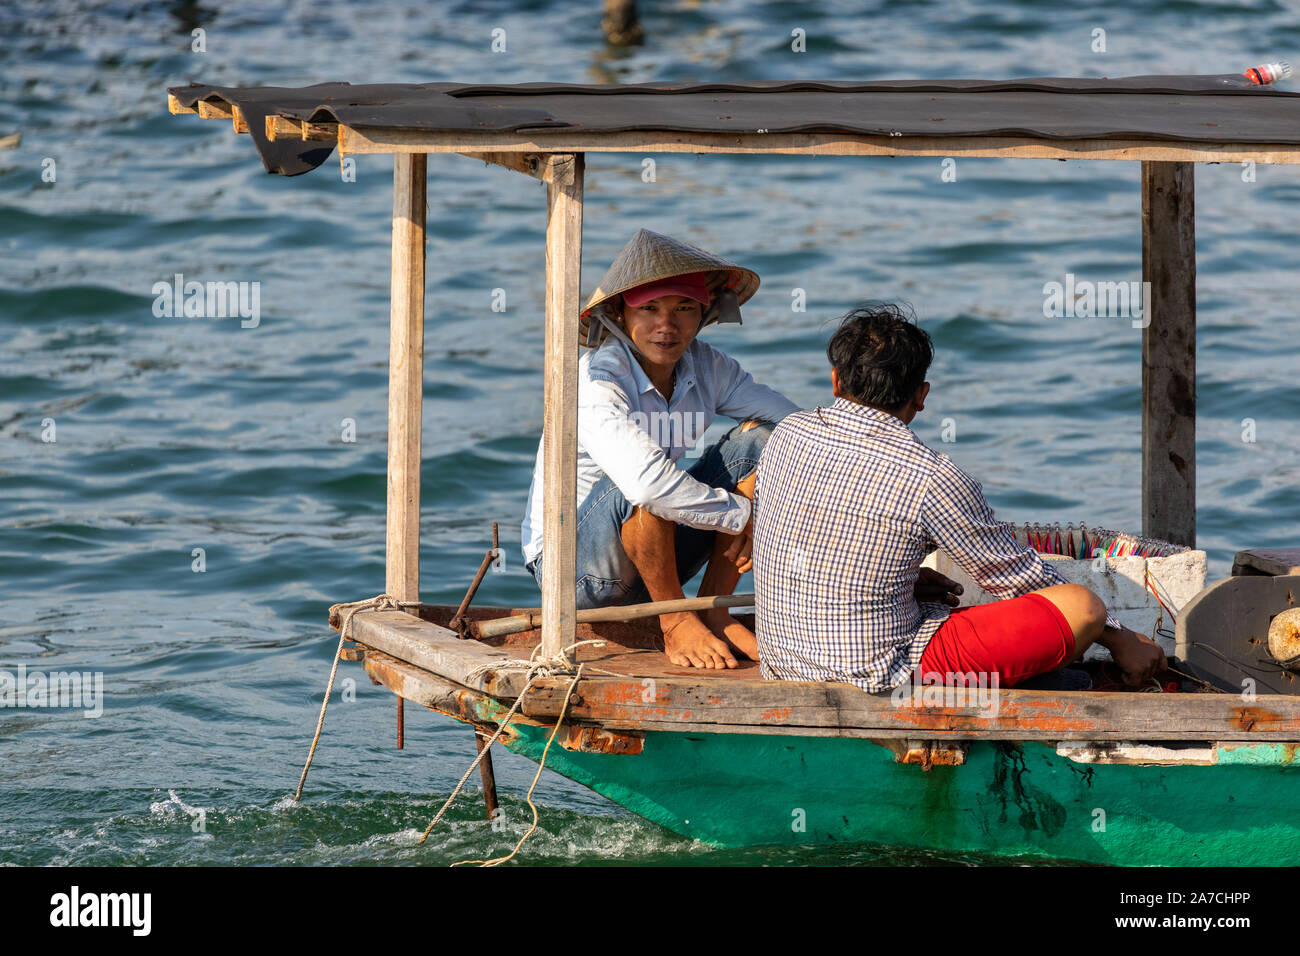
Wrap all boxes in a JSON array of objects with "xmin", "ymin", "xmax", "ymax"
[
  {"xmin": 760, "ymin": 707, "xmax": 794, "ymax": 722},
  {"xmin": 885, "ymin": 707, "xmax": 1096, "ymax": 734},
  {"xmin": 1234, "ymin": 707, "xmax": 1283, "ymax": 731},
  {"xmin": 596, "ymin": 681, "xmax": 669, "ymax": 705}
]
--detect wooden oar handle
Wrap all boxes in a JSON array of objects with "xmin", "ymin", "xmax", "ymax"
[{"xmin": 473, "ymin": 593, "xmax": 755, "ymax": 640}]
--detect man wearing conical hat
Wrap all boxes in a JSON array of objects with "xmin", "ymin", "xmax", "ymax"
[{"xmin": 521, "ymin": 230, "xmax": 800, "ymax": 669}]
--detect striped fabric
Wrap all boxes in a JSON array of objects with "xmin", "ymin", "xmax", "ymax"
[{"xmin": 753, "ymin": 397, "xmax": 1119, "ymax": 692}]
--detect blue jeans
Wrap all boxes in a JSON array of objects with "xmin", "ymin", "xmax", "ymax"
[{"xmin": 526, "ymin": 420, "xmax": 775, "ymax": 609}]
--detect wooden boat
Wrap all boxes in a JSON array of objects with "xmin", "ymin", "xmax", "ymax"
[{"xmin": 167, "ymin": 74, "xmax": 1300, "ymax": 865}]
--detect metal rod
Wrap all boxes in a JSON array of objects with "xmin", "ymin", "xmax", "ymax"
[
  {"xmin": 449, "ymin": 521, "xmax": 501, "ymax": 636},
  {"xmin": 474, "ymin": 731, "xmax": 499, "ymax": 821},
  {"xmin": 396, "ymin": 697, "xmax": 404, "ymax": 749}
]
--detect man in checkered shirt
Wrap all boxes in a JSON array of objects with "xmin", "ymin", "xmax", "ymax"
[{"xmin": 752, "ymin": 304, "xmax": 1166, "ymax": 693}]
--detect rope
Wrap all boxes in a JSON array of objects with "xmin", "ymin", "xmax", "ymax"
[
  {"xmin": 461, "ymin": 638, "xmax": 609, "ymax": 685},
  {"xmin": 452, "ymin": 666, "xmax": 586, "ymax": 867},
  {"xmin": 415, "ymin": 671, "xmax": 544, "ymax": 844},
  {"xmin": 463, "ymin": 638, "xmax": 622, "ymax": 685},
  {"xmin": 417, "ymin": 639, "xmax": 601, "ymax": 853},
  {"xmin": 293, "ymin": 593, "xmax": 419, "ymax": 802}
]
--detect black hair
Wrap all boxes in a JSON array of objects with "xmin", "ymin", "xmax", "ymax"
[{"xmin": 826, "ymin": 303, "xmax": 933, "ymax": 410}]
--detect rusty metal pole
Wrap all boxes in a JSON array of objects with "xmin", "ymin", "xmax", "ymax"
[
  {"xmin": 474, "ymin": 731, "xmax": 499, "ymax": 820},
  {"xmin": 448, "ymin": 521, "xmax": 501, "ymax": 636},
  {"xmin": 396, "ymin": 697, "xmax": 404, "ymax": 749}
]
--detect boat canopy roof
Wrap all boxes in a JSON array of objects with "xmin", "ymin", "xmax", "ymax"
[{"xmin": 167, "ymin": 74, "xmax": 1300, "ymax": 175}]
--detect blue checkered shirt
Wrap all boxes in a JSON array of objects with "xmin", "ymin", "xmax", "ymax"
[{"xmin": 752, "ymin": 397, "xmax": 1119, "ymax": 692}]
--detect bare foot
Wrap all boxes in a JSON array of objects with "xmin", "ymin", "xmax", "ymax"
[
  {"xmin": 661, "ymin": 612, "xmax": 739, "ymax": 669},
  {"xmin": 702, "ymin": 610, "xmax": 759, "ymax": 662}
]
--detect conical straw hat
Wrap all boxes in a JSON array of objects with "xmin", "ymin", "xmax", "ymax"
[{"xmin": 579, "ymin": 229, "xmax": 760, "ymax": 348}]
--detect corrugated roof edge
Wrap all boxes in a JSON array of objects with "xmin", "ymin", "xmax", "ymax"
[{"xmin": 166, "ymin": 75, "xmax": 1300, "ymax": 177}]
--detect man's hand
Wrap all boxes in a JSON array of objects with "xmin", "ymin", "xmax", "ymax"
[
  {"xmin": 722, "ymin": 517, "xmax": 754, "ymax": 575},
  {"xmin": 1100, "ymin": 627, "xmax": 1167, "ymax": 687},
  {"xmin": 916, "ymin": 567, "xmax": 963, "ymax": 607}
]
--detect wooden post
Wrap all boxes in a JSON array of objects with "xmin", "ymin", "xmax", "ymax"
[
  {"xmin": 1140, "ymin": 161, "xmax": 1196, "ymax": 548},
  {"xmin": 474, "ymin": 731, "xmax": 500, "ymax": 821},
  {"xmin": 540, "ymin": 153, "xmax": 585, "ymax": 662},
  {"xmin": 386, "ymin": 154, "xmax": 427, "ymax": 602}
]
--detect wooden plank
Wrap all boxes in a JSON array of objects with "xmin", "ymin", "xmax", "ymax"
[
  {"xmin": 457, "ymin": 151, "xmax": 578, "ymax": 184},
  {"xmin": 519, "ymin": 674, "xmax": 1300, "ymax": 741},
  {"xmin": 539, "ymin": 154, "xmax": 584, "ymax": 662},
  {"xmin": 1233, "ymin": 548, "xmax": 1300, "ymax": 576},
  {"xmin": 301, "ymin": 122, "xmax": 338, "ymax": 142},
  {"xmin": 348, "ymin": 610, "xmax": 530, "ymax": 697},
  {"xmin": 362, "ymin": 648, "xmax": 544, "ymax": 727},
  {"xmin": 196, "ymin": 99, "xmax": 233, "ymax": 120},
  {"xmin": 1141, "ymin": 161, "xmax": 1196, "ymax": 548},
  {"xmin": 231, "ymin": 104, "xmax": 249, "ymax": 135},
  {"xmin": 474, "ymin": 592, "xmax": 754, "ymax": 639},
  {"xmin": 265, "ymin": 115, "xmax": 299, "ymax": 141},
  {"xmin": 337, "ymin": 603, "xmax": 1300, "ymax": 741},
  {"xmin": 356, "ymin": 632, "xmax": 1300, "ymax": 741},
  {"xmin": 386, "ymin": 154, "xmax": 426, "ymax": 604},
  {"xmin": 339, "ymin": 126, "xmax": 1300, "ymax": 165},
  {"xmin": 167, "ymin": 94, "xmax": 197, "ymax": 115}
]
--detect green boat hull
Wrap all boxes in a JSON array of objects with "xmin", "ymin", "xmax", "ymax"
[{"xmin": 502, "ymin": 726, "xmax": 1300, "ymax": 865}]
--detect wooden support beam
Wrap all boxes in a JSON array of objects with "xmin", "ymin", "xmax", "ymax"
[
  {"xmin": 167, "ymin": 93, "xmax": 197, "ymax": 115},
  {"xmin": 386, "ymin": 154, "xmax": 427, "ymax": 604},
  {"xmin": 265, "ymin": 114, "xmax": 297, "ymax": 141},
  {"xmin": 263, "ymin": 114, "xmax": 337, "ymax": 143},
  {"xmin": 1141, "ymin": 161, "xmax": 1197, "ymax": 548},
  {"xmin": 458, "ymin": 151, "xmax": 576, "ymax": 184},
  {"xmin": 359, "ymin": 635, "xmax": 1300, "ymax": 742},
  {"xmin": 539, "ymin": 153, "xmax": 585, "ymax": 662},
  {"xmin": 344, "ymin": 609, "xmax": 529, "ymax": 697},
  {"xmin": 340, "ymin": 126, "xmax": 1300, "ymax": 165},
  {"xmin": 230, "ymin": 104, "xmax": 249, "ymax": 135},
  {"xmin": 196, "ymin": 99, "xmax": 232, "ymax": 121},
  {"xmin": 301, "ymin": 121, "xmax": 338, "ymax": 142}
]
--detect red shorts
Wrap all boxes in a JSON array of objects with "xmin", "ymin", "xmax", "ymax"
[{"xmin": 917, "ymin": 593, "xmax": 1075, "ymax": 688}]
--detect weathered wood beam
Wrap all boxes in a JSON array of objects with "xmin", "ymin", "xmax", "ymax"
[
  {"xmin": 457, "ymin": 151, "xmax": 576, "ymax": 184},
  {"xmin": 170, "ymin": 95, "xmax": 246, "ymax": 132},
  {"xmin": 195, "ymin": 99, "xmax": 232, "ymax": 121},
  {"xmin": 167, "ymin": 93, "xmax": 197, "ymax": 115},
  {"xmin": 386, "ymin": 154, "xmax": 426, "ymax": 604},
  {"xmin": 539, "ymin": 153, "xmax": 584, "ymax": 663},
  {"xmin": 301, "ymin": 121, "xmax": 338, "ymax": 142},
  {"xmin": 263, "ymin": 114, "xmax": 338, "ymax": 143},
  {"xmin": 338, "ymin": 606, "xmax": 1300, "ymax": 742},
  {"xmin": 1141, "ymin": 161, "xmax": 1197, "ymax": 548},
  {"xmin": 362, "ymin": 649, "xmax": 544, "ymax": 729},
  {"xmin": 339, "ymin": 127, "xmax": 1300, "ymax": 165},
  {"xmin": 349, "ymin": 615, "xmax": 530, "ymax": 697},
  {"xmin": 520, "ymin": 676, "xmax": 1300, "ymax": 741},
  {"xmin": 265, "ymin": 114, "xmax": 298, "ymax": 141},
  {"xmin": 475, "ymin": 592, "xmax": 755, "ymax": 639},
  {"xmin": 357, "ymin": 624, "xmax": 1300, "ymax": 742}
]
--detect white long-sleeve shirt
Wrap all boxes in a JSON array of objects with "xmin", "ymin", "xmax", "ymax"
[{"xmin": 521, "ymin": 336, "xmax": 801, "ymax": 566}]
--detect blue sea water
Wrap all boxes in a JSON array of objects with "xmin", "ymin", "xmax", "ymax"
[{"xmin": 1, "ymin": 0, "xmax": 1298, "ymax": 865}]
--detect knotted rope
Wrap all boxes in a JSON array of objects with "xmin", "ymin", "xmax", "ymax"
[{"xmin": 293, "ymin": 594, "xmax": 420, "ymax": 802}]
